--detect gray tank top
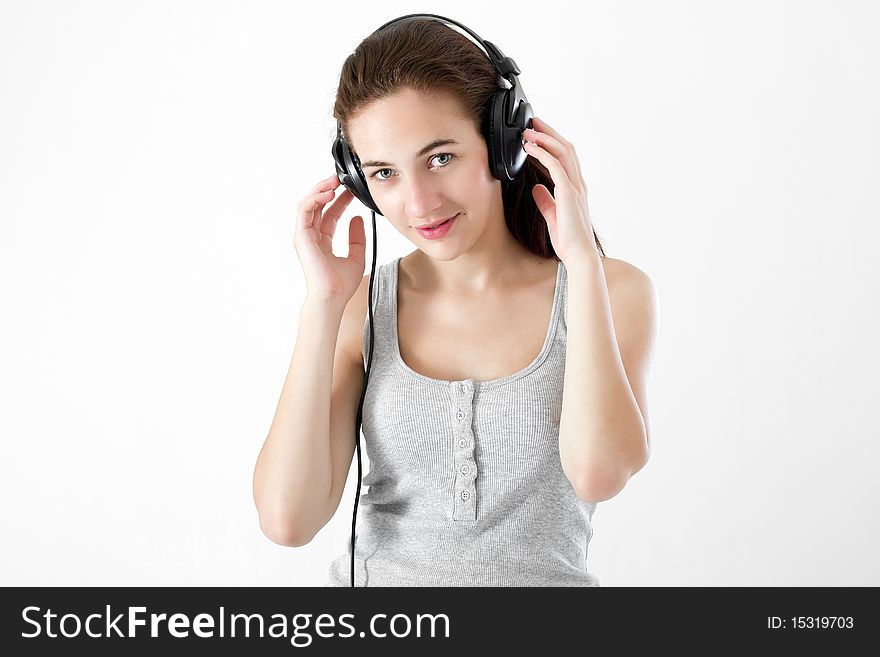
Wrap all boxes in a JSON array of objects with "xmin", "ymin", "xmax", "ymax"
[{"xmin": 325, "ymin": 256, "xmax": 600, "ymax": 586}]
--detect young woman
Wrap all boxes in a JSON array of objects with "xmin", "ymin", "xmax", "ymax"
[{"xmin": 253, "ymin": 16, "xmax": 657, "ymax": 586}]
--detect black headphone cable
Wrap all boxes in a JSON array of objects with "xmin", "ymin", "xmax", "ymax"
[{"xmin": 351, "ymin": 208, "xmax": 377, "ymax": 586}]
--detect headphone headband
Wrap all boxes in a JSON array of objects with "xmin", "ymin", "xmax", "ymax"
[{"xmin": 372, "ymin": 13, "xmax": 523, "ymax": 84}]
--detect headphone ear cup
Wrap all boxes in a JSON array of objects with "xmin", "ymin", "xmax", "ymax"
[
  {"xmin": 508, "ymin": 96, "xmax": 533, "ymax": 178},
  {"xmin": 332, "ymin": 131, "xmax": 383, "ymax": 215},
  {"xmin": 488, "ymin": 86, "xmax": 533, "ymax": 181},
  {"xmin": 486, "ymin": 91, "xmax": 504, "ymax": 181},
  {"xmin": 498, "ymin": 87, "xmax": 533, "ymax": 180}
]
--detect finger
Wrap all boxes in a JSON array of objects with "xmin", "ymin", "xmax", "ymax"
[
  {"xmin": 347, "ymin": 215, "xmax": 367, "ymax": 263},
  {"xmin": 523, "ymin": 127, "xmax": 582, "ymax": 194},
  {"xmin": 531, "ymin": 117, "xmax": 573, "ymax": 151},
  {"xmin": 299, "ymin": 187, "xmax": 345, "ymax": 230},
  {"xmin": 531, "ymin": 183, "xmax": 557, "ymax": 225},
  {"xmin": 533, "ymin": 117, "xmax": 587, "ymax": 193},
  {"xmin": 530, "ymin": 117, "xmax": 588, "ymax": 193},
  {"xmin": 523, "ymin": 140, "xmax": 574, "ymax": 192},
  {"xmin": 318, "ymin": 188, "xmax": 355, "ymax": 238},
  {"xmin": 310, "ymin": 174, "xmax": 342, "ymax": 193}
]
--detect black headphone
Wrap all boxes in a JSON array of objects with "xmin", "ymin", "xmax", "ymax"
[
  {"xmin": 331, "ymin": 13, "xmax": 534, "ymax": 216},
  {"xmin": 332, "ymin": 13, "xmax": 534, "ymax": 587}
]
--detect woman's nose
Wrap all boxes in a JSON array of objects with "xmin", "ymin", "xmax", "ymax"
[{"xmin": 403, "ymin": 178, "xmax": 444, "ymax": 218}]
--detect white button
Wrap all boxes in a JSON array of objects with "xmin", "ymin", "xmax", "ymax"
[
  {"xmin": 458, "ymin": 438, "xmax": 468, "ymax": 448},
  {"xmin": 456, "ymin": 410, "xmax": 464, "ymax": 420},
  {"xmin": 460, "ymin": 490, "xmax": 470, "ymax": 501},
  {"xmin": 460, "ymin": 464, "xmax": 469, "ymax": 475}
]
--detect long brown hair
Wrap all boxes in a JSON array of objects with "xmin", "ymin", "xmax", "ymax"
[{"xmin": 333, "ymin": 17, "xmax": 606, "ymax": 260}]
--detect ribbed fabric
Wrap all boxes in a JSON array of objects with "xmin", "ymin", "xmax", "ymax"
[{"xmin": 325, "ymin": 256, "xmax": 600, "ymax": 586}]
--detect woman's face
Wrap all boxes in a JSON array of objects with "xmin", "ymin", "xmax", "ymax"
[{"xmin": 345, "ymin": 88, "xmax": 503, "ymax": 255}]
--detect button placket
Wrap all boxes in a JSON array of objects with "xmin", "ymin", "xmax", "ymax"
[{"xmin": 450, "ymin": 379, "xmax": 477, "ymax": 521}]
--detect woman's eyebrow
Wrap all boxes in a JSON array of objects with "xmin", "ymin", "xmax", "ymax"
[{"xmin": 359, "ymin": 139, "xmax": 460, "ymax": 169}]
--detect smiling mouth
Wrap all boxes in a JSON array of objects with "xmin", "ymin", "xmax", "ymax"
[{"xmin": 416, "ymin": 214, "xmax": 457, "ymax": 229}]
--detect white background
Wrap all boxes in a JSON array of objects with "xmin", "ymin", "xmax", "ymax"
[{"xmin": 2, "ymin": 0, "xmax": 878, "ymax": 587}]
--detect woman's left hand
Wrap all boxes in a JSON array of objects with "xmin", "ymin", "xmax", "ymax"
[{"xmin": 522, "ymin": 116, "xmax": 600, "ymax": 268}]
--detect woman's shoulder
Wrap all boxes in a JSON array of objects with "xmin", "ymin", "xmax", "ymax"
[{"xmin": 596, "ymin": 256, "xmax": 653, "ymax": 290}]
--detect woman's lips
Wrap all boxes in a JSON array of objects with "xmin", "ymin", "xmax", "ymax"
[
  {"xmin": 416, "ymin": 214, "xmax": 458, "ymax": 239},
  {"xmin": 417, "ymin": 214, "xmax": 457, "ymax": 229}
]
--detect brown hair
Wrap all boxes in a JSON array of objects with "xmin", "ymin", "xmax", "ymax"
[{"xmin": 333, "ymin": 17, "xmax": 606, "ymax": 260}]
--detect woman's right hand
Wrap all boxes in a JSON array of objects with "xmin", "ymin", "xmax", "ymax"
[{"xmin": 293, "ymin": 174, "xmax": 366, "ymax": 305}]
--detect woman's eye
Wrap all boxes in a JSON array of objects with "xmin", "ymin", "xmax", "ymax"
[{"xmin": 370, "ymin": 153, "xmax": 456, "ymax": 183}]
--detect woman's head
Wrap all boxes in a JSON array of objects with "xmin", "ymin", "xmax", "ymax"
[{"xmin": 333, "ymin": 17, "xmax": 605, "ymax": 260}]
